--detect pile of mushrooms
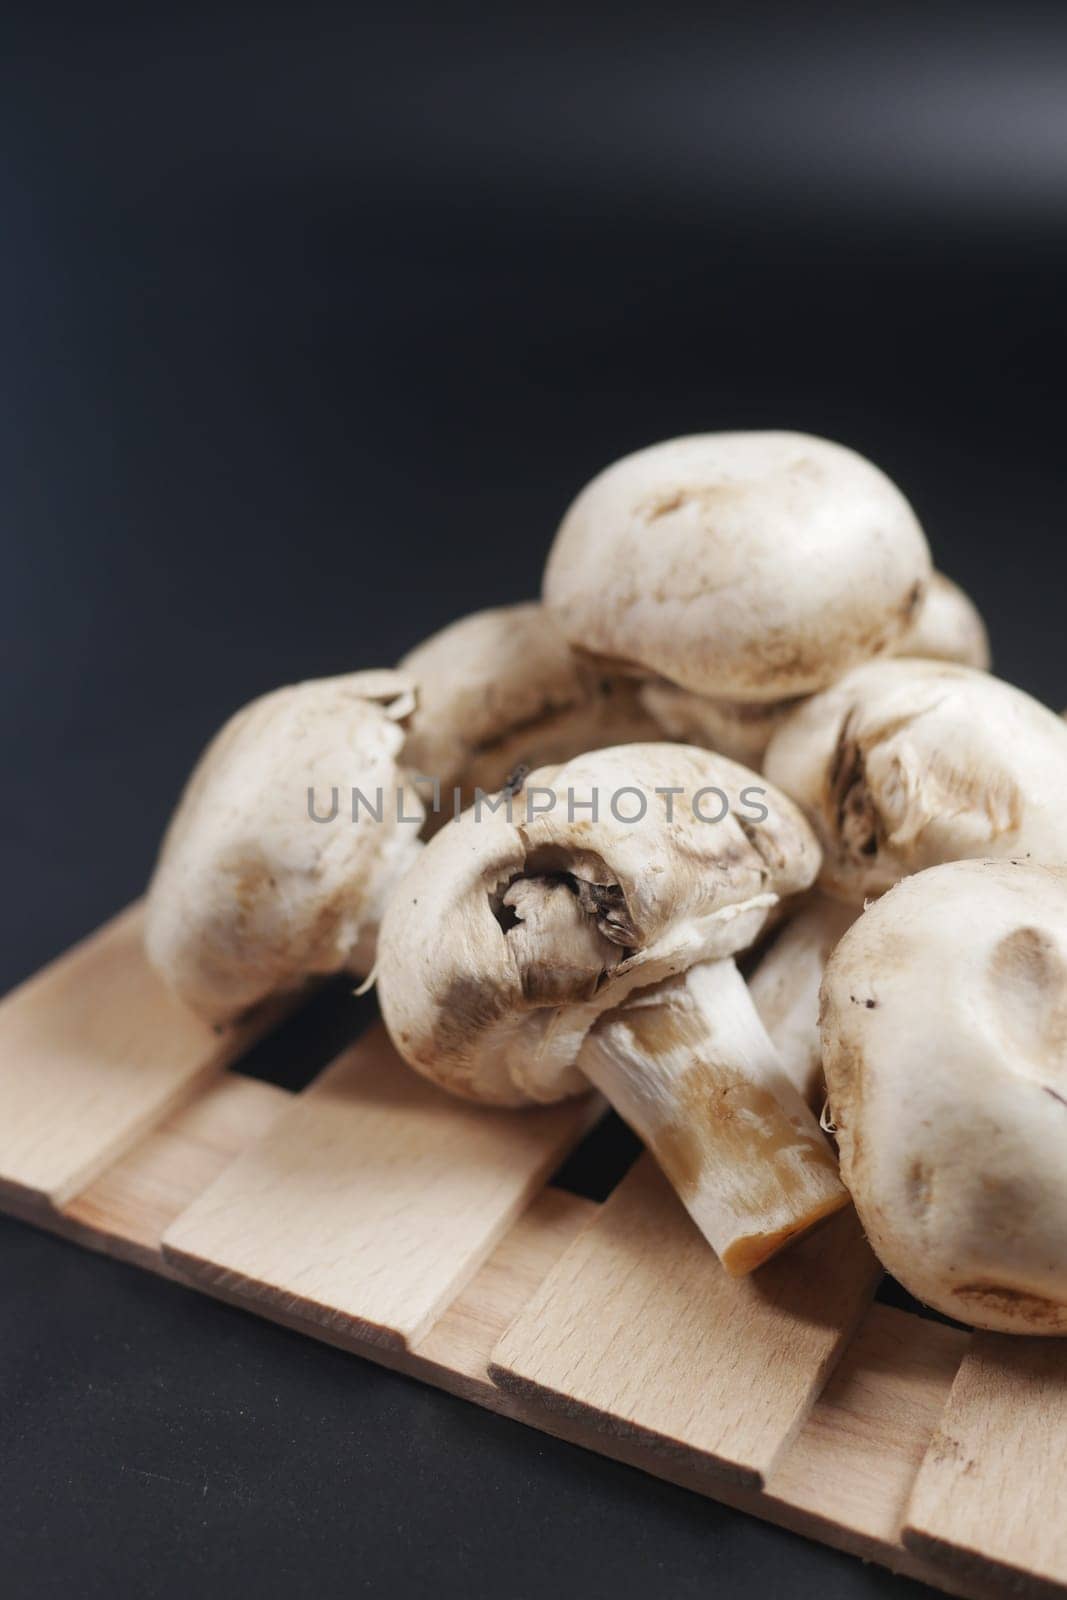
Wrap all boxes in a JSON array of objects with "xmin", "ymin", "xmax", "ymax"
[{"xmin": 145, "ymin": 427, "xmax": 1067, "ymax": 1331}]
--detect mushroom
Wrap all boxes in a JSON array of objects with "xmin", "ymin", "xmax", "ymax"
[
  {"xmin": 376, "ymin": 743, "xmax": 848, "ymax": 1274},
  {"xmin": 749, "ymin": 895, "xmax": 857, "ymax": 1108},
  {"xmin": 895, "ymin": 569, "xmax": 990, "ymax": 670},
  {"xmin": 821, "ymin": 858, "xmax": 1067, "ymax": 1334},
  {"xmin": 398, "ymin": 602, "xmax": 659, "ymax": 826},
  {"xmin": 641, "ymin": 570, "xmax": 990, "ymax": 766},
  {"xmin": 145, "ymin": 671, "xmax": 422, "ymax": 1024},
  {"xmin": 543, "ymin": 433, "xmax": 933, "ymax": 759},
  {"xmin": 764, "ymin": 658, "xmax": 1067, "ymax": 902}
]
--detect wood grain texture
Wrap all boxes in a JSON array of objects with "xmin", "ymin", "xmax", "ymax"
[
  {"xmin": 413, "ymin": 1186, "xmax": 599, "ymax": 1397},
  {"xmin": 0, "ymin": 903, "xmax": 280, "ymax": 1215},
  {"xmin": 490, "ymin": 1154, "xmax": 883, "ymax": 1488},
  {"xmin": 903, "ymin": 1334, "xmax": 1067, "ymax": 1597},
  {"xmin": 1, "ymin": 907, "xmax": 1057, "ymax": 1600},
  {"xmin": 62, "ymin": 1074, "xmax": 290, "ymax": 1269},
  {"xmin": 767, "ymin": 1304, "xmax": 969, "ymax": 1552},
  {"xmin": 162, "ymin": 1024, "xmax": 601, "ymax": 1349},
  {"xmin": 0, "ymin": 1049, "xmax": 1006, "ymax": 1600}
]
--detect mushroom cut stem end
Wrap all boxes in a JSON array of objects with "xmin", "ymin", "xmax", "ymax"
[{"xmin": 578, "ymin": 957, "xmax": 849, "ymax": 1273}]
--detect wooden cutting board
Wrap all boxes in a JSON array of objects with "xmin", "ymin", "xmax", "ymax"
[{"xmin": 2, "ymin": 903, "xmax": 1064, "ymax": 1600}]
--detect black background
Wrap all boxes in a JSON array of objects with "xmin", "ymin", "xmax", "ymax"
[{"xmin": 3, "ymin": 6, "xmax": 1066, "ymax": 1597}]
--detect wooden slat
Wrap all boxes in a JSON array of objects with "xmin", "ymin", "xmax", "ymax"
[
  {"xmin": 410, "ymin": 1187, "xmax": 599, "ymax": 1402},
  {"xmin": 490, "ymin": 1155, "xmax": 882, "ymax": 1488},
  {"xmin": 62, "ymin": 1074, "xmax": 291, "ymax": 1269},
  {"xmin": 0, "ymin": 903, "xmax": 279, "ymax": 1216},
  {"xmin": 903, "ymin": 1335, "xmax": 1067, "ymax": 1598},
  {"xmin": 162, "ymin": 1024, "xmax": 600, "ymax": 1350},
  {"xmin": 0, "ymin": 906, "xmax": 1041, "ymax": 1600},
  {"xmin": 0, "ymin": 1045, "xmax": 1002, "ymax": 1599},
  {"xmin": 767, "ymin": 1303, "xmax": 969, "ymax": 1553},
  {"xmin": 57, "ymin": 1062, "xmax": 598, "ymax": 1404}
]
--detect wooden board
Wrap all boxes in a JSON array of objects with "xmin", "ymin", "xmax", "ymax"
[
  {"xmin": 903, "ymin": 1335, "xmax": 1067, "ymax": 1597},
  {"xmin": 490, "ymin": 1155, "xmax": 882, "ymax": 1488},
  {"xmin": 63, "ymin": 1072, "xmax": 291, "ymax": 1271},
  {"xmin": 3, "ymin": 911, "xmax": 1065, "ymax": 1600},
  {"xmin": 162, "ymin": 1024, "xmax": 601, "ymax": 1349},
  {"xmin": 42, "ymin": 1065, "xmax": 996, "ymax": 1598},
  {"xmin": 0, "ymin": 904, "xmax": 280, "ymax": 1218},
  {"xmin": 767, "ymin": 1302, "xmax": 970, "ymax": 1558}
]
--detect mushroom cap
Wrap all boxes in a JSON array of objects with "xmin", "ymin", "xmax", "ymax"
[
  {"xmin": 638, "ymin": 684, "xmax": 802, "ymax": 767},
  {"xmin": 376, "ymin": 743, "xmax": 819, "ymax": 1107},
  {"xmin": 399, "ymin": 602, "xmax": 659, "ymax": 808},
  {"xmin": 821, "ymin": 858, "xmax": 1067, "ymax": 1334},
  {"xmin": 896, "ymin": 570, "xmax": 990, "ymax": 670},
  {"xmin": 543, "ymin": 432, "xmax": 932, "ymax": 703},
  {"xmin": 764, "ymin": 658, "xmax": 1067, "ymax": 901},
  {"xmin": 638, "ymin": 569, "xmax": 989, "ymax": 766},
  {"xmin": 145, "ymin": 670, "xmax": 421, "ymax": 1024}
]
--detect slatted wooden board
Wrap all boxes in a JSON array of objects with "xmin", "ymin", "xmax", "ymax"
[{"xmin": 3, "ymin": 904, "xmax": 1065, "ymax": 1600}]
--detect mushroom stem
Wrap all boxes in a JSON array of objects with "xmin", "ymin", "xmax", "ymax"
[
  {"xmin": 577, "ymin": 957, "xmax": 849, "ymax": 1274},
  {"xmin": 748, "ymin": 896, "xmax": 857, "ymax": 1108}
]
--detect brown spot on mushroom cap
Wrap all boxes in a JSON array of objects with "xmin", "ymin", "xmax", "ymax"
[
  {"xmin": 953, "ymin": 1282, "xmax": 1067, "ymax": 1330},
  {"xmin": 905, "ymin": 1158, "xmax": 934, "ymax": 1221},
  {"xmin": 901, "ymin": 581, "xmax": 923, "ymax": 624}
]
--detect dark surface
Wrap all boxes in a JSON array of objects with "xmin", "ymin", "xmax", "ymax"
[{"xmin": 3, "ymin": 5, "xmax": 1067, "ymax": 1597}]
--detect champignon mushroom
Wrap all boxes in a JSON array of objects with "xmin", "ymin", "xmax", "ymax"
[
  {"xmin": 895, "ymin": 569, "xmax": 990, "ymax": 670},
  {"xmin": 821, "ymin": 858, "xmax": 1067, "ymax": 1334},
  {"xmin": 544, "ymin": 432, "xmax": 932, "ymax": 711},
  {"xmin": 641, "ymin": 570, "xmax": 990, "ymax": 766},
  {"xmin": 749, "ymin": 895, "xmax": 857, "ymax": 1108},
  {"xmin": 145, "ymin": 671, "xmax": 422, "ymax": 1024},
  {"xmin": 398, "ymin": 602, "xmax": 659, "ymax": 827},
  {"xmin": 764, "ymin": 658, "xmax": 1067, "ymax": 902},
  {"xmin": 377, "ymin": 743, "xmax": 848, "ymax": 1274}
]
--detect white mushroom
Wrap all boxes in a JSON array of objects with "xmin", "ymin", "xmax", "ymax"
[
  {"xmin": 635, "ymin": 687, "xmax": 801, "ymax": 770},
  {"xmin": 821, "ymin": 858, "xmax": 1067, "ymax": 1334},
  {"xmin": 544, "ymin": 432, "xmax": 932, "ymax": 706},
  {"xmin": 399, "ymin": 602, "xmax": 659, "ymax": 824},
  {"xmin": 145, "ymin": 671, "xmax": 422, "ymax": 1024},
  {"xmin": 377, "ymin": 743, "xmax": 848, "ymax": 1274},
  {"xmin": 749, "ymin": 895, "xmax": 857, "ymax": 1108},
  {"xmin": 895, "ymin": 569, "xmax": 990, "ymax": 670},
  {"xmin": 764, "ymin": 658, "xmax": 1067, "ymax": 902},
  {"xmin": 641, "ymin": 569, "xmax": 990, "ymax": 766}
]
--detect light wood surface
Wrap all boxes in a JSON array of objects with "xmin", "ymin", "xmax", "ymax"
[
  {"xmin": 768, "ymin": 1302, "xmax": 969, "ymax": 1551},
  {"xmin": 63, "ymin": 1073, "xmax": 290, "ymax": 1269},
  {"xmin": 903, "ymin": 1334, "xmax": 1067, "ymax": 1596},
  {"xmin": 0, "ymin": 903, "xmax": 279, "ymax": 1216},
  {"xmin": 4, "ymin": 907, "xmax": 1064, "ymax": 1600},
  {"xmin": 490, "ymin": 1154, "xmax": 883, "ymax": 1488},
  {"xmin": 0, "ymin": 1048, "xmax": 1011, "ymax": 1600},
  {"xmin": 411, "ymin": 1186, "xmax": 599, "ymax": 1401},
  {"xmin": 162, "ymin": 1024, "xmax": 601, "ymax": 1349}
]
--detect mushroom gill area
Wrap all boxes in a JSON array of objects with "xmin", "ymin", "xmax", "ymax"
[
  {"xmin": 827, "ymin": 716, "xmax": 882, "ymax": 864},
  {"xmin": 488, "ymin": 846, "xmax": 640, "ymax": 1006},
  {"xmin": 825, "ymin": 700, "xmax": 1024, "ymax": 876}
]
